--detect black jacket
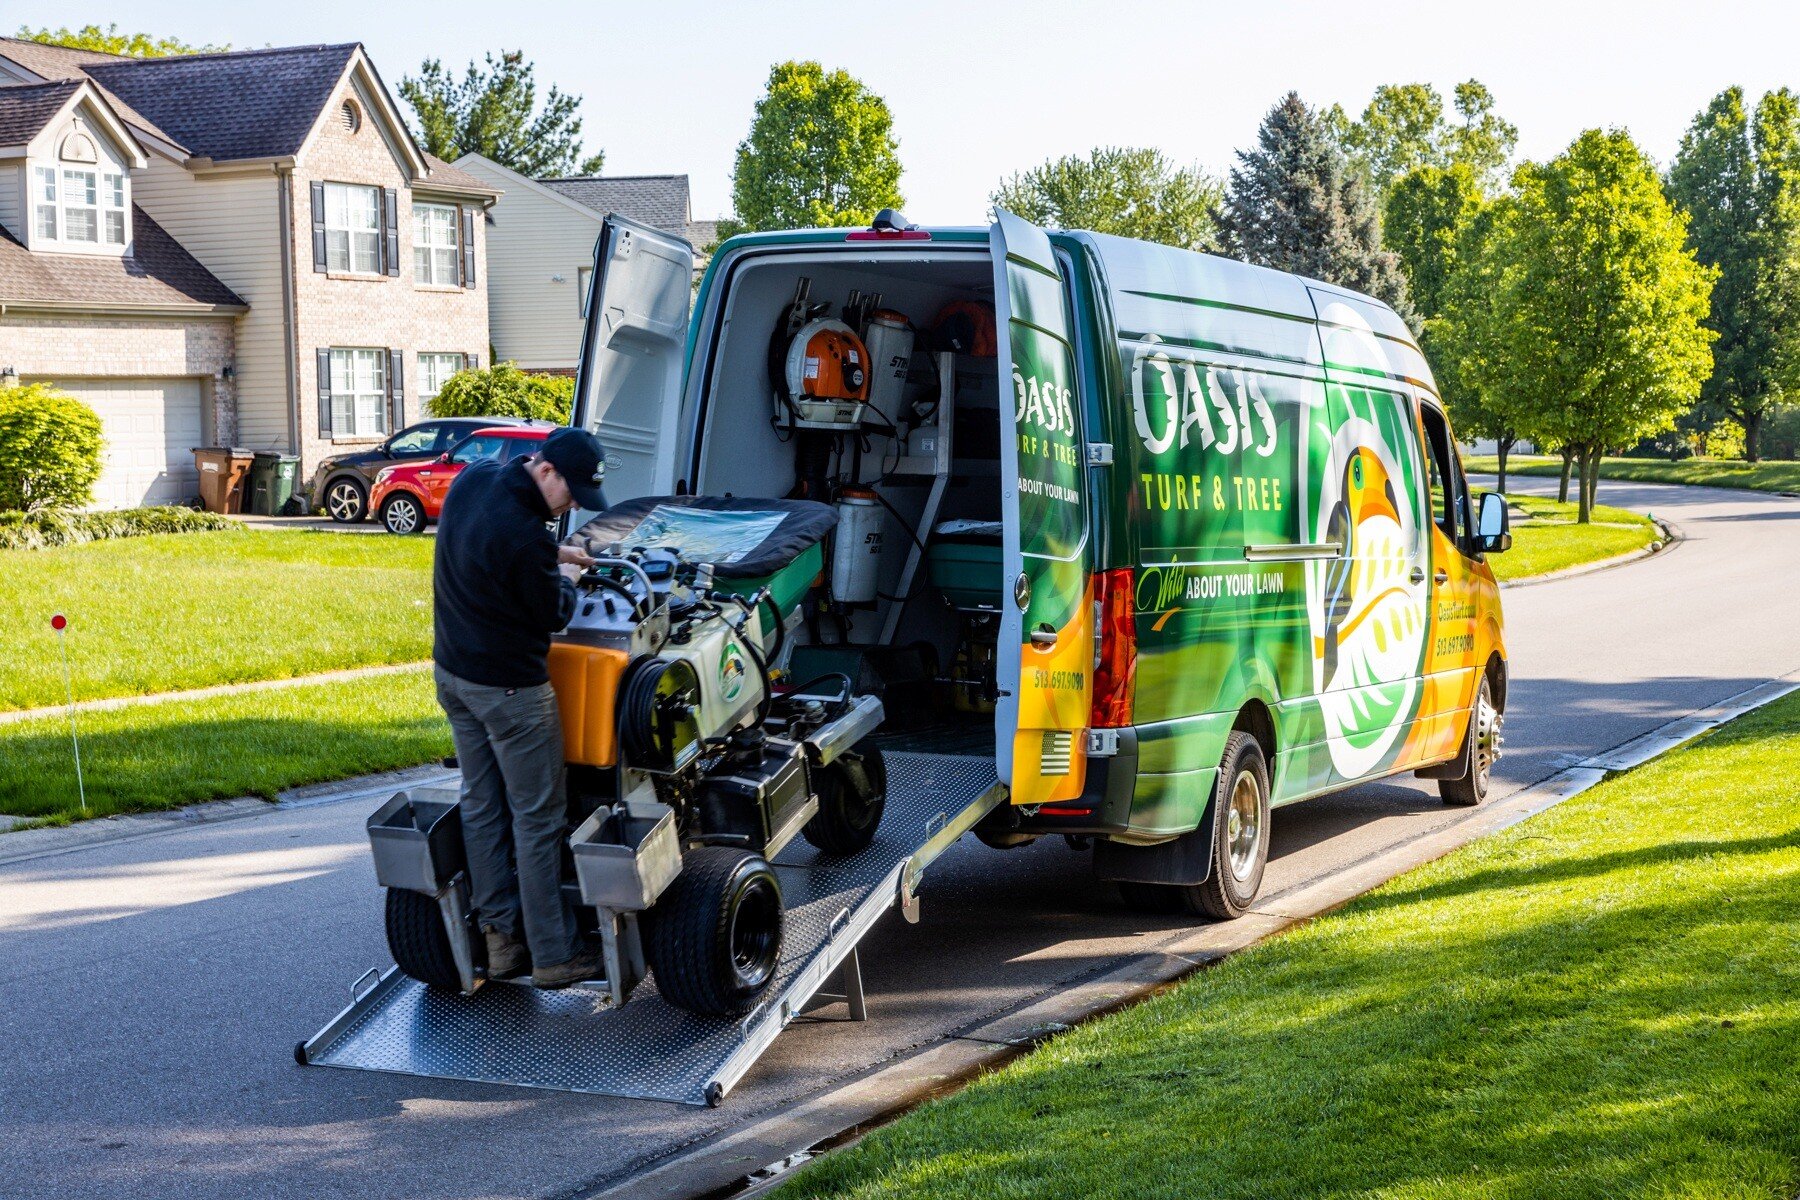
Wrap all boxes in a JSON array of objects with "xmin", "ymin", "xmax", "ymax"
[{"xmin": 432, "ymin": 458, "xmax": 577, "ymax": 687}]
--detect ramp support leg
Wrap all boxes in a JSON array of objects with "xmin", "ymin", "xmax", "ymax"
[{"xmin": 842, "ymin": 947, "xmax": 867, "ymax": 1022}]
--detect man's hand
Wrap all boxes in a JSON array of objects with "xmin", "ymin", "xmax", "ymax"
[
  {"xmin": 558, "ymin": 561, "xmax": 584, "ymax": 584},
  {"xmin": 558, "ymin": 543, "xmax": 596, "ymax": 567}
]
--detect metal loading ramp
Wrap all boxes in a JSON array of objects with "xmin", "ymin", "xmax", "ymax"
[{"xmin": 299, "ymin": 751, "xmax": 1003, "ymax": 1106}]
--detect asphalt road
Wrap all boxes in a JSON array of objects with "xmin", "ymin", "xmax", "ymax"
[{"xmin": 2, "ymin": 476, "xmax": 1796, "ymax": 1200}]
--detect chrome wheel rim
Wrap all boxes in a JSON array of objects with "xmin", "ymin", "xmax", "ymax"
[
  {"xmin": 386, "ymin": 497, "xmax": 418, "ymax": 533},
  {"xmin": 1226, "ymin": 769, "xmax": 1263, "ymax": 881},
  {"xmin": 326, "ymin": 481, "xmax": 362, "ymax": 521},
  {"xmin": 1473, "ymin": 692, "xmax": 1500, "ymax": 791}
]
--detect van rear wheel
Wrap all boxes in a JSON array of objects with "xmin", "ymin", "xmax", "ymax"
[{"xmin": 1115, "ymin": 732, "xmax": 1271, "ymax": 921}]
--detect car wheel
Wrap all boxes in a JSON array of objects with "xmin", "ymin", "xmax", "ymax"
[
  {"xmin": 1440, "ymin": 675, "xmax": 1500, "ymax": 807},
  {"xmin": 380, "ymin": 492, "xmax": 424, "ymax": 535},
  {"xmin": 324, "ymin": 476, "xmax": 368, "ymax": 523}
]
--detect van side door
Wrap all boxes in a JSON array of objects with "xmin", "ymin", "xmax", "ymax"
[
  {"xmin": 990, "ymin": 211, "xmax": 1094, "ymax": 803},
  {"xmin": 570, "ymin": 216, "xmax": 694, "ymax": 510}
]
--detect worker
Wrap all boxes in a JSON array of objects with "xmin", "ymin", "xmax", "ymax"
[{"xmin": 432, "ymin": 427, "xmax": 607, "ymax": 989}]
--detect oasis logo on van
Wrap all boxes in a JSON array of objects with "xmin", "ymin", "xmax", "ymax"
[
  {"xmin": 1012, "ymin": 368, "xmax": 1076, "ymax": 437},
  {"xmin": 1130, "ymin": 340, "xmax": 1277, "ymax": 459}
]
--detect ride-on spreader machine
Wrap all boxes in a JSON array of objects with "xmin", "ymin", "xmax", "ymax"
[{"xmin": 370, "ymin": 496, "xmax": 887, "ymax": 1016}]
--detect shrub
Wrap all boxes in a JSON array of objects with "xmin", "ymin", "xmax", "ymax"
[
  {"xmin": 427, "ymin": 361, "xmax": 574, "ymax": 424},
  {"xmin": 1759, "ymin": 406, "xmax": 1800, "ymax": 460},
  {"xmin": 0, "ymin": 505, "xmax": 236, "ymax": 551},
  {"xmin": 0, "ymin": 383, "xmax": 104, "ymax": 511}
]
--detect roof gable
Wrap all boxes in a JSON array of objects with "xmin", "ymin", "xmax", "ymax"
[{"xmin": 84, "ymin": 43, "xmax": 358, "ymax": 162}]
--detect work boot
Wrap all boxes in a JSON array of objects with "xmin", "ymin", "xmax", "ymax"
[
  {"xmin": 483, "ymin": 927, "xmax": 531, "ymax": 980},
  {"xmin": 532, "ymin": 947, "xmax": 605, "ymax": 990}
]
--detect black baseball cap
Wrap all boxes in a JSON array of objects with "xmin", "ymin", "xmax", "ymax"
[{"xmin": 539, "ymin": 427, "xmax": 608, "ymax": 511}]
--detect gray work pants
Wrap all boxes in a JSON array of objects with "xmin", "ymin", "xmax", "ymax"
[{"xmin": 434, "ymin": 664, "xmax": 577, "ymax": 968}]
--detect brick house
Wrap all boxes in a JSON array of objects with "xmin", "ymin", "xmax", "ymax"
[
  {"xmin": 0, "ymin": 38, "xmax": 500, "ymax": 507},
  {"xmin": 453, "ymin": 153, "xmax": 713, "ymax": 375}
]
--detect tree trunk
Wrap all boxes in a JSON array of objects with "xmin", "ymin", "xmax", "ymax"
[
  {"xmin": 1578, "ymin": 448, "xmax": 1602, "ymax": 524},
  {"xmin": 1744, "ymin": 409, "xmax": 1763, "ymax": 464},
  {"xmin": 1558, "ymin": 447, "xmax": 1575, "ymax": 504},
  {"xmin": 1496, "ymin": 435, "xmax": 1514, "ymax": 495}
]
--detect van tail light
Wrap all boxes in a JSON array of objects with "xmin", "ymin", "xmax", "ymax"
[{"xmin": 1090, "ymin": 568, "xmax": 1136, "ymax": 728}]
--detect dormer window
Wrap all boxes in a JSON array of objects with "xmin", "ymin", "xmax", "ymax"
[
  {"xmin": 33, "ymin": 167, "xmax": 58, "ymax": 239},
  {"xmin": 63, "ymin": 169, "xmax": 98, "ymax": 242}
]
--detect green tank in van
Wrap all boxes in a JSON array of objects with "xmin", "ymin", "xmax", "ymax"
[{"xmin": 569, "ymin": 208, "xmax": 1514, "ymax": 921}]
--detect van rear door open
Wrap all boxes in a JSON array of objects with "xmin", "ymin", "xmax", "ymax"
[
  {"xmin": 990, "ymin": 211, "xmax": 1093, "ymax": 804},
  {"xmin": 570, "ymin": 215, "xmax": 694, "ymax": 507}
]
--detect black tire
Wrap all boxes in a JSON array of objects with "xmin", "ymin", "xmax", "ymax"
[
  {"xmin": 802, "ymin": 746, "xmax": 887, "ymax": 855},
  {"xmin": 1440, "ymin": 675, "xmax": 1498, "ymax": 807},
  {"xmin": 1115, "ymin": 731, "xmax": 1271, "ymax": 921},
  {"xmin": 380, "ymin": 491, "xmax": 425, "ymax": 535},
  {"xmin": 323, "ymin": 475, "xmax": 368, "ymax": 523},
  {"xmin": 647, "ymin": 847, "xmax": 783, "ymax": 1017},
  {"xmin": 385, "ymin": 887, "xmax": 461, "ymax": 990}
]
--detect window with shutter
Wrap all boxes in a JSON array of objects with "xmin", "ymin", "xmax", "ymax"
[
  {"xmin": 387, "ymin": 349, "xmax": 405, "ymax": 429},
  {"xmin": 316, "ymin": 348, "xmax": 333, "ymax": 435},
  {"xmin": 382, "ymin": 189, "xmax": 400, "ymax": 277},
  {"xmin": 461, "ymin": 208, "xmax": 477, "ymax": 289},
  {"xmin": 310, "ymin": 182, "xmax": 327, "ymax": 272}
]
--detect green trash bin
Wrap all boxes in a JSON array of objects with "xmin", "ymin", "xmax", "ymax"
[{"xmin": 249, "ymin": 452, "xmax": 300, "ymax": 516}]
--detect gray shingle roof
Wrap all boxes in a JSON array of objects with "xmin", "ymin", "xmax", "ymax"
[
  {"xmin": 419, "ymin": 153, "xmax": 502, "ymax": 198},
  {"xmin": 0, "ymin": 37, "xmax": 184, "ymax": 148},
  {"xmin": 83, "ymin": 44, "xmax": 357, "ymax": 162},
  {"xmin": 0, "ymin": 205, "xmax": 244, "ymax": 310},
  {"xmin": 0, "ymin": 79, "xmax": 79, "ymax": 146},
  {"xmin": 541, "ymin": 175, "xmax": 692, "ymax": 233}
]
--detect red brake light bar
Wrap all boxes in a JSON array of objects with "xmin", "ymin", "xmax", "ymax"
[{"xmin": 1090, "ymin": 568, "xmax": 1137, "ymax": 728}]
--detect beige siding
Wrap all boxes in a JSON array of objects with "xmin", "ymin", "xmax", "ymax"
[
  {"xmin": 455, "ymin": 156, "xmax": 599, "ymax": 371},
  {"xmin": 0, "ymin": 161, "xmax": 20, "ymax": 239},
  {"xmin": 130, "ymin": 155, "xmax": 290, "ymax": 450}
]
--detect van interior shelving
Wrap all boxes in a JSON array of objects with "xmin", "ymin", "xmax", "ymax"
[{"xmin": 686, "ymin": 248, "xmax": 1013, "ymax": 741}]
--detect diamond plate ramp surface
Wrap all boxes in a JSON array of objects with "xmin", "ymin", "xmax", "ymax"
[{"xmin": 302, "ymin": 752, "xmax": 1000, "ymax": 1105}]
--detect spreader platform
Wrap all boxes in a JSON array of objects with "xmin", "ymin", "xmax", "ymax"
[{"xmin": 297, "ymin": 751, "xmax": 1003, "ymax": 1106}]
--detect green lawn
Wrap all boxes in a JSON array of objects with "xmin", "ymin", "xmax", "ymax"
[
  {"xmin": 0, "ymin": 668, "xmax": 450, "ymax": 820},
  {"xmin": 1468, "ymin": 454, "xmax": 1800, "ymax": 495},
  {"xmin": 0, "ymin": 528, "xmax": 434, "ymax": 712},
  {"xmin": 1491, "ymin": 493, "xmax": 1658, "ymax": 582},
  {"xmin": 779, "ymin": 692, "xmax": 1800, "ymax": 1200}
]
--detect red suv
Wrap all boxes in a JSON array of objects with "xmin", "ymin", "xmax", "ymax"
[{"xmin": 372, "ymin": 425, "xmax": 550, "ymax": 534}]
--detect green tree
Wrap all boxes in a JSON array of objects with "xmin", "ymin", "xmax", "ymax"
[
  {"xmin": 400, "ymin": 51, "xmax": 602, "ymax": 178},
  {"xmin": 1448, "ymin": 81, "xmax": 1519, "ymax": 190},
  {"xmin": 1327, "ymin": 80, "xmax": 1517, "ymax": 201},
  {"xmin": 726, "ymin": 61, "xmax": 902, "ymax": 234},
  {"xmin": 990, "ymin": 147, "xmax": 1219, "ymax": 249},
  {"xmin": 1666, "ymin": 87, "xmax": 1800, "ymax": 462},
  {"xmin": 1436, "ymin": 197, "xmax": 1529, "ymax": 492},
  {"xmin": 1384, "ymin": 162, "xmax": 1485, "ymax": 319},
  {"xmin": 1487, "ymin": 132, "xmax": 1716, "ymax": 521},
  {"xmin": 16, "ymin": 22, "xmax": 224, "ymax": 56},
  {"xmin": 428, "ymin": 362, "xmax": 573, "ymax": 424},
  {"xmin": 1216, "ymin": 92, "xmax": 1412, "ymax": 322},
  {"xmin": 0, "ymin": 384, "xmax": 104, "ymax": 512}
]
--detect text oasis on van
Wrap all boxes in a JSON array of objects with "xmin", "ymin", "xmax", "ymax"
[{"xmin": 1130, "ymin": 345, "xmax": 1285, "ymax": 515}]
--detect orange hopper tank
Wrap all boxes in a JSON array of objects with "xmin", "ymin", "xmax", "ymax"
[{"xmin": 547, "ymin": 642, "xmax": 630, "ymax": 767}]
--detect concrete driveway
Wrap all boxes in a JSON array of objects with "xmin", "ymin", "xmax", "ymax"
[{"xmin": 1, "ymin": 475, "xmax": 1796, "ymax": 1200}]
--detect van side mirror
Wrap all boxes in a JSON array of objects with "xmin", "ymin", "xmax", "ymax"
[{"xmin": 1476, "ymin": 491, "xmax": 1512, "ymax": 554}]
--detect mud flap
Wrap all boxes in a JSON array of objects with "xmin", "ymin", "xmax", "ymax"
[{"xmin": 1092, "ymin": 791, "xmax": 1220, "ymax": 886}]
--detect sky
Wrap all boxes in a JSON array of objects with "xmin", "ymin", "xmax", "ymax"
[{"xmin": 11, "ymin": 0, "xmax": 1800, "ymax": 223}]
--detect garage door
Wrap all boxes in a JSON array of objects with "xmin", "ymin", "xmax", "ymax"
[{"xmin": 31, "ymin": 378, "xmax": 205, "ymax": 509}]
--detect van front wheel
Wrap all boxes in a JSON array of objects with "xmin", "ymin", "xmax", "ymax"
[
  {"xmin": 1116, "ymin": 731, "xmax": 1271, "ymax": 921},
  {"xmin": 1439, "ymin": 676, "xmax": 1498, "ymax": 807}
]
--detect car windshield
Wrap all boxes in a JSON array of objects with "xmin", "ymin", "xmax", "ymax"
[
  {"xmin": 387, "ymin": 427, "xmax": 436, "ymax": 455},
  {"xmin": 449, "ymin": 434, "xmax": 509, "ymax": 464}
]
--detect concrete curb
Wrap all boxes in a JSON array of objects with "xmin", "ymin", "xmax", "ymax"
[
  {"xmin": 0, "ymin": 660, "xmax": 432, "ymax": 727},
  {"xmin": 1497, "ymin": 513, "xmax": 1679, "ymax": 590},
  {"xmin": 0, "ymin": 762, "xmax": 457, "ymax": 867},
  {"xmin": 581, "ymin": 674, "xmax": 1799, "ymax": 1200}
]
